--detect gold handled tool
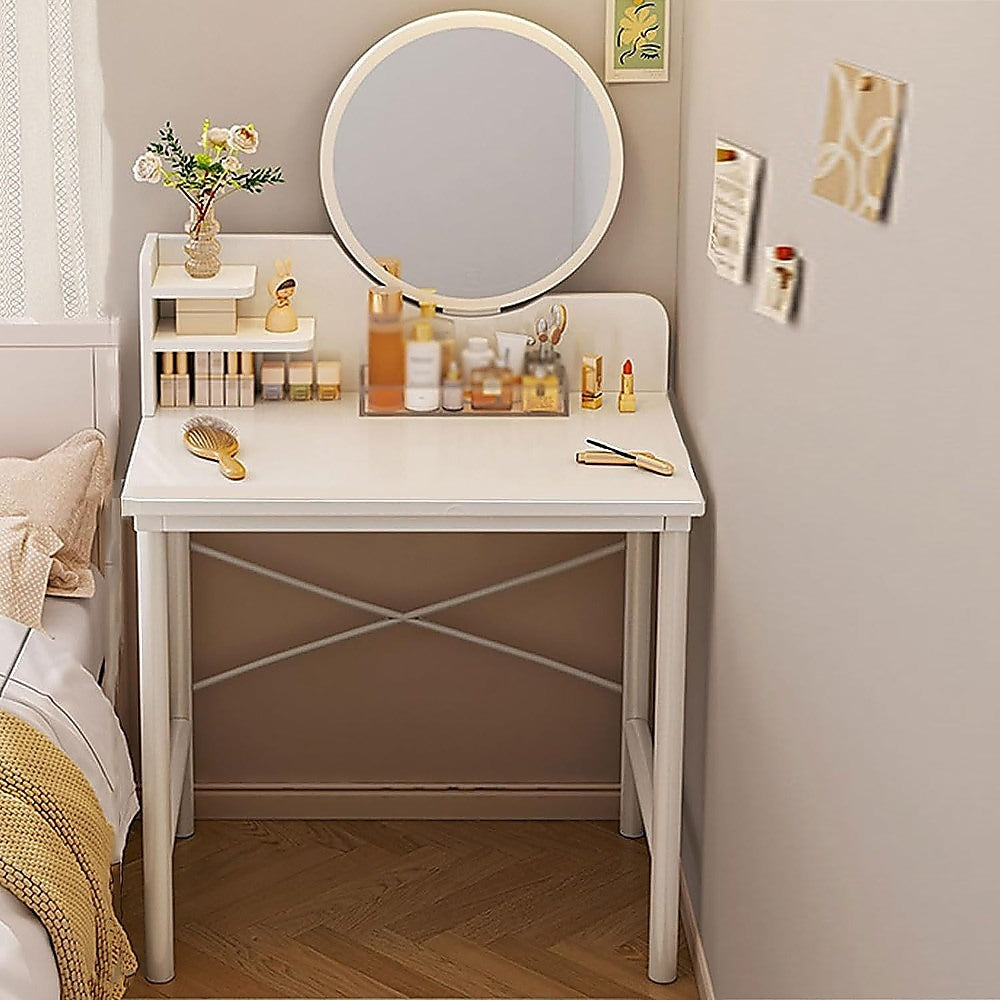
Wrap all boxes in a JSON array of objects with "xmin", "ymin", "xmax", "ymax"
[
  {"xmin": 583, "ymin": 438, "xmax": 675, "ymax": 477},
  {"xmin": 577, "ymin": 449, "xmax": 656, "ymax": 466},
  {"xmin": 183, "ymin": 416, "xmax": 246, "ymax": 481}
]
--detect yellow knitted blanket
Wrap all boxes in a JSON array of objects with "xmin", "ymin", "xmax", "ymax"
[{"xmin": 0, "ymin": 710, "xmax": 136, "ymax": 999}]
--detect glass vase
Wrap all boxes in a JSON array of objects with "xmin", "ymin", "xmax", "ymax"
[{"xmin": 183, "ymin": 204, "xmax": 221, "ymax": 279}]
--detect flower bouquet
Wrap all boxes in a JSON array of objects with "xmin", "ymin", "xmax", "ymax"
[{"xmin": 133, "ymin": 120, "xmax": 283, "ymax": 277}]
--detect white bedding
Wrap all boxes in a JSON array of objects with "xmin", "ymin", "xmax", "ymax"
[
  {"xmin": 40, "ymin": 566, "xmax": 107, "ymax": 682},
  {"xmin": 0, "ymin": 615, "xmax": 137, "ymax": 1000}
]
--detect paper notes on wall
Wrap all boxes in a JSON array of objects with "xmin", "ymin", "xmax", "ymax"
[
  {"xmin": 707, "ymin": 140, "xmax": 763, "ymax": 284},
  {"xmin": 754, "ymin": 246, "xmax": 801, "ymax": 324},
  {"xmin": 812, "ymin": 61, "xmax": 905, "ymax": 222}
]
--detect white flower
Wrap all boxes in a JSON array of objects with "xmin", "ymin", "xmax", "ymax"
[
  {"xmin": 132, "ymin": 151, "xmax": 162, "ymax": 184},
  {"xmin": 228, "ymin": 124, "xmax": 258, "ymax": 154},
  {"xmin": 206, "ymin": 127, "xmax": 230, "ymax": 147},
  {"xmin": 222, "ymin": 155, "xmax": 241, "ymax": 173}
]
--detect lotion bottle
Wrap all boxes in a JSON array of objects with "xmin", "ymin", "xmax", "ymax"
[
  {"xmin": 405, "ymin": 320, "xmax": 442, "ymax": 412},
  {"xmin": 404, "ymin": 290, "xmax": 456, "ymax": 376}
]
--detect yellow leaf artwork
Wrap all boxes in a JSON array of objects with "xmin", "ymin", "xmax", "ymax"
[
  {"xmin": 605, "ymin": 0, "xmax": 669, "ymax": 83},
  {"xmin": 812, "ymin": 61, "xmax": 906, "ymax": 222}
]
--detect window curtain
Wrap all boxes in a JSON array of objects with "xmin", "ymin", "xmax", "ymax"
[{"xmin": 0, "ymin": 0, "xmax": 107, "ymax": 319}]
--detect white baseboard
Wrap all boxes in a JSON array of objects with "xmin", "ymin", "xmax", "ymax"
[
  {"xmin": 680, "ymin": 864, "xmax": 716, "ymax": 1000},
  {"xmin": 194, "ymin": 783, "xmax": 621, "ymax": 820}
]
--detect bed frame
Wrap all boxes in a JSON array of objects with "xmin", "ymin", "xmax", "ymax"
[{"xmin": 0, "ymin": 319, "xmax": 122, "ymax": 699}]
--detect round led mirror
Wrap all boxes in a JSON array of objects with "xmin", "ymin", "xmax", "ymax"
[{"xmin": 320, "ymin": 12, "xmax": 624, "ymax": 314}]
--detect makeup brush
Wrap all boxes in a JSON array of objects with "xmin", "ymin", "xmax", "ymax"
[
  {"xmin": 584, "ymin": 438, "xmax": 674, "ymax": 477},
  {"xmin": 183, "ymin": 415, "xmax": 246, "ymax": 480}
]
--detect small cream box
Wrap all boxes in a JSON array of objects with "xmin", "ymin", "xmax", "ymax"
[{"xmin": 175, "ymin": 297, "xmax": 237, "ymax": 335}]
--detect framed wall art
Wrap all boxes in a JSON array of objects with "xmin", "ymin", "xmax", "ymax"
[{"xmin": 605, "ymin": 0, "xmax": 670, "ymax": 83}]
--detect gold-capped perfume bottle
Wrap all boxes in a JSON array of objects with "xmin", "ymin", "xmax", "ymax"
[
  {"xmin": 368, "ymin": 287, "xmax": 405, "ymax": 412},
  {"xmin": 581, "ymin": 354, "xmax": 603, "ymax": 410},
  {"xmin": 470, "ymin": 351, "xmax": 514, "ymax": 411},
  {"xmin": 522, "ymin": 362, "xmax": 561, "ymax": 413}
]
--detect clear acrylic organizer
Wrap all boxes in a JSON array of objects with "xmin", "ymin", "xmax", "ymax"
[{"xmin": 359, "ymin": 364, "xmax": 569, "ymax": 417}]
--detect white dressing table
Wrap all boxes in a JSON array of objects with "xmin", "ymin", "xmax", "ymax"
[{"xmin": 121, "ymin": 12, "xmax": 706, "ymax": 985}]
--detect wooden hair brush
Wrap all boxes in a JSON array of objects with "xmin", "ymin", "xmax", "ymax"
[{"xmin": 182, "ymin": 416, "xmax": 246, "ymax": 480}]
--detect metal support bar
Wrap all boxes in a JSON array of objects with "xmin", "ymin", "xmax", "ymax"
[
  {"xmin": 168, "ymin": 718, "xmax": 191, "ymax": 837},
  {"xmin": 620, "ymin": 532, "xmax": 654, "ymax": 837},
  {"xmin": 190, "ymin": 541, "xmax": 626, "ymax": 695},
  {"xmin": 193, "ymin": 619, "xmax": 397, "ymax": 691},
  {"xmin": 624, "ymin": 717, "xmax": 653, "ymax": 845},
  {"xmin": 167, "ymin": 533, "xmax": 194, "ymax": 838},
  {"xmin": 410, "ymin": 618, "xmax": 622, "ymax": 694}
]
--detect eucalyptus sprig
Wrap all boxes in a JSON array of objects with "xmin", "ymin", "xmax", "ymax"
[{"xmin": 133, "ymin": 119, "xmax": 284, "ymax": 234}]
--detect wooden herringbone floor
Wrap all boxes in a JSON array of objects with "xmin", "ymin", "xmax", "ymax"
[{"xmin": 122, "ymin": 820, "xmax": 699, "ymax": 999}]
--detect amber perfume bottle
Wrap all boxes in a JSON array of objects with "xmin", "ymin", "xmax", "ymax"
[
  {"xmin": 367, "ymin": 287, "xmax": 405, "ymax": 412},
  {"xmin": 470, "ymin": 352, "xmax": 514, "ymax": 411}
]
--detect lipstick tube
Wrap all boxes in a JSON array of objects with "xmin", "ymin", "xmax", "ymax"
[{"xmin": 618, "ymin": 358, "xmax": 636, "ymax": 412}]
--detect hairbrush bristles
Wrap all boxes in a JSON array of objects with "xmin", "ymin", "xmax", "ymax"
[{"xmin": 183, "ymin": 415, "xmax": 238, "ymax": 438}]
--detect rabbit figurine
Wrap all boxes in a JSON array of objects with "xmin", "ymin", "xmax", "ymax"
[{"xmin": 264, "ymin": 258, "xmax": 298, "ymax": 333}]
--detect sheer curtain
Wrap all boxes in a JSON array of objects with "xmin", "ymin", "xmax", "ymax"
[{"xmin": 0, "ymin": 0, "xmax": 107, "ymax": 319}]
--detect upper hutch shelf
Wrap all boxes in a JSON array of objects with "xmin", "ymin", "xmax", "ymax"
[{"xmin": 151, "ymin": 265, "xmax": 258, "ymax": 299}]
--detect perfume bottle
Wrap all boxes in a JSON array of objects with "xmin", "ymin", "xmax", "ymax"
[
  {"xmin": 442, "ymin": 361, "xmax": 464, "ymax": 412},
  {"xmin": 522, "ymin": 362, "xmax": 561, "ymax": 413},
  {"xmin": 405, "ymin": 320, "xmax": 442, "ymax": 412},
  {"xmin": 470, "ymin": 350, "xmax": 514, "ymax": 411},
  {"xmin": 368, "ymin": 287, "xmax": 405, "ymax": 412},
  {"xmin": 581, "ymin": 354, "xmax": 603, "ymax": 410}
]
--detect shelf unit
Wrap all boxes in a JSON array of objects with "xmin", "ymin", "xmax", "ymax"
[
  {"xmin": 152, "ymin": 317, "xmax": 315, "ymax": 352},
  {"xmin": 150, "ymin": 264, "xmax": 258, "ymax": 300},
  {"xmin": 139, "ymin": 235, "xmax": 317, "ymax": 415}
]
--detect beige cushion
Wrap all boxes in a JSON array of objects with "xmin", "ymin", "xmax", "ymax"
[
  {"xmin": 0, "ymin": 515, "xmax": 63, "ymax": 628},
  {"xmin": 0, "ymin": 430, "xmax": 110, "ymax": 598}
]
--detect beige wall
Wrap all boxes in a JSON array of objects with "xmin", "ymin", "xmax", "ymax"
[
  {"xmin": 101, "ymin": 2, "xmax": 684, "ymax": 806},
  {"xmin": 676, "ymin": 2, "xmax": 1000, "ymax": 997}
]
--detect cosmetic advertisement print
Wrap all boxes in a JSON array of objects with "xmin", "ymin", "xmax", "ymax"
[
  {"xmin": 755, "ymin": 247, "xmax": 801, "ymax": 324},
  {"xmin": 812, "ymin": 61, "xmax": 906, "ymax": 221},
  {"xmin": 707, "ymin": 140, "xmax": 763, "ymax": 284},
  {"xmin": 605, "ymin": 0, "xmax": 669, "ymax": 82}
]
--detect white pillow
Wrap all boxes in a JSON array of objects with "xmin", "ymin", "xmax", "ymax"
[
  {"xmin": 0, "ymin": 617, "xmax": 138, "ymax": 860},
  {"xmin": 0, "ymin": 429, "xmax": 110, "ymax": 598}
]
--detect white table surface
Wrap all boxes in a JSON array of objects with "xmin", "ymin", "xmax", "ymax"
[{"xmin": 122, "ymin": 393, "xmax": 704, "ymax": 529}]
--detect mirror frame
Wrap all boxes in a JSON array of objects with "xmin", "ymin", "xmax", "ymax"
[{"xmin": 320, "ymin": 11, "xmax": 624, "ymax": 314}]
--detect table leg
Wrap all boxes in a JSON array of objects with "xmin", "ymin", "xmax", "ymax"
[
  {"xmin": 647, "ymin": 526, "xmax": 690, "ymax": 983},
  {"xmin": 136, "ymin": 530, "xmax": 174, "ymax": 983},
  {"xmin": 620, "ymin": 532, "xmax": 654, "ymax": 838},
  {"xmin": 167, "ymin": 532, "xmax": 194, "ymax": 839}
]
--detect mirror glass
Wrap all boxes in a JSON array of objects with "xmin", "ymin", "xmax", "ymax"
[{"xmin": 321, "ymin": 15, "xmax": 623, "ymax": 312}]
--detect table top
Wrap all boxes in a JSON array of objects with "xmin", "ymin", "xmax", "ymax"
[{"xmin": 122, "ymin": 394, "xmax": 705, "ymax": 532}]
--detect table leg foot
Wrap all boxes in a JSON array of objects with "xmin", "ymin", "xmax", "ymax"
[
  {"xmin": 647, "ymin": 527, "xmax": 690, "ymax": 983},
  {"xmin": 137, "ymin": 530, "xmax": 175, "ymax": 983}
]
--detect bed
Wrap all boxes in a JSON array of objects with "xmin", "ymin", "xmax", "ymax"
[{"xmin": 0, "ymin": 319, "xmax": 137, "ymax": 1000}]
